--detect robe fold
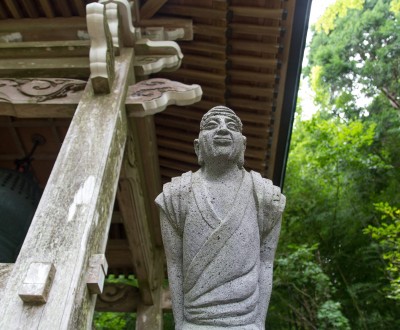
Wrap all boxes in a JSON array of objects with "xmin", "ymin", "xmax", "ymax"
[{"xmin": 156, "ymin": 169, "xmax": 285, "ymax": 329}]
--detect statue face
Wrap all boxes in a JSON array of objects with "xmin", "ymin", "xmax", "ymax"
[{"xmin": 195, "ymin": 114, "xmax": 246, "ymax": 166}]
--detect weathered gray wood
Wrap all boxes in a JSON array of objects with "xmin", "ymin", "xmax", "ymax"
[
  {"xmin": 136, "ymin": 250, "xmax": 164, "ymax": 330},
  {"xmin": 0, "ymin": 18, "xmax": 87, "ymax": 42},
  {"xmin": 0, "ymin": 263, "xmax": 14, "ymax": 303},
  {"xmin": 116, "ymin": 120, "xmax": 158, "ymax": 305},
  {"xmin": 0, "ymin": 58, "xmax": 90, "ymax": 79},
  {"xmin": 96, "ymin": 283, "xmax": 140, "ymax": 312},
  {"xmin": 0, "ymin": 48, "xmax": 134, "ymax": 330},
  {"xmin": 132, "ymin": 116, "xmax": 163, "ymax": 247},
  {"xmin": 95, "ymin": 283, "xmax": 171, "ymax": 313},
  {"xmin": 0, "ymin": 40, "xmax": 90, "ymax": 59}
]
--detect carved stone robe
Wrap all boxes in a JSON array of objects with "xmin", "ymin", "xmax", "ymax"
[{"xmin": 156, "ymin": 170, "xmax": 285, "ymax": 329}]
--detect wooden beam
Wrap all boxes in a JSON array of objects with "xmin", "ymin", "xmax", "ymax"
[
  {"xmin": 0, "ymin": 58, "xmax": 90, "ymax": 79},
  {"xmin": 140, "ymin": 0, "xmax": 168, "ymax": 20},
  {"xmin": 0, "ymin": 40, "xmax": 90, "ymax": 59},
  {"xmin": 116, "ymin": 120, "xmax": 159, "ymax": 305},
  {"xmin": 136, "ymin": 250, "xmax": 164, "ymax": 330},
  {"xmin": 0, "ymin": 18, "xmax": 87, "ymax": 41},
  {"xmin": 0, "ymin": 48, "xmax": 134, "ymax": 329},
  {"xmin": 132, "ymin": 117, "xmax": 163, "ymax": 247}
]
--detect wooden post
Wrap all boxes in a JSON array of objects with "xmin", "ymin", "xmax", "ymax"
[{"xmin": 0, "ymin": 48, "xmax": 134, "ymax": 329}]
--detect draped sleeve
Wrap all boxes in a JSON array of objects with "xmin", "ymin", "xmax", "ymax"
[
  {"xmin": 250, "ymin": 171, "xmax": 286, "ymax": 239},
  {"xmin": 155, "ymin": 171, "xmax": 192, "ymax": 237}
]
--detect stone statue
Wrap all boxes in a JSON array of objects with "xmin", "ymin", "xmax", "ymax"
[{"xmin": 155, "ymin": 106, "xmax": 286, "ymax": 330}]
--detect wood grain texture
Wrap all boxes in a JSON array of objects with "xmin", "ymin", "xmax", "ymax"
[{"xmin": 0, "ymin": 48, "xmax": 134, "ymax": 329}]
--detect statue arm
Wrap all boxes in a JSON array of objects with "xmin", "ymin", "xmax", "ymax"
[
  {"xmin": 257, "ymin": 193, "xmax": 284, "ymax": 327},
  {"xmin": 160, "ymin": 209, "xmax": 184, "ymax": 329}
]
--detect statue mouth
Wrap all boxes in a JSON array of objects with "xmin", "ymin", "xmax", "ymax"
[{"xmin": 213, "ymin": 137, "xmax": 232, "ymax": 144}]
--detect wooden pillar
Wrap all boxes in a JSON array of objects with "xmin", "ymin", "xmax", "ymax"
[{"xmin": 0, "ymin": 48, "xmax": 134, "ymax": 329}]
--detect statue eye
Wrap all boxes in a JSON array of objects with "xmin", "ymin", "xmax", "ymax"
[
  {"xmin": 203, "ymin": 121, "xmax": 219, "ymax": 130},
  {"xmin": 227, "ymin": 123, "xmax": 239, "ymax": 131}
]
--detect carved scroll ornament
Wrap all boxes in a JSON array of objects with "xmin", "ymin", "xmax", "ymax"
[
  {"xmin": 0, "ymin": 78, "xmax": 86, "ymax": 103},
  {"xmin": 125, "ymin": 78, "xmax": 202, "ymax": 117}
]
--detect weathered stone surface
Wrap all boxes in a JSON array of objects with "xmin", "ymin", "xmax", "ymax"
[{"xmin": 156, "ymin": 106, "xmax": 286, "ymax": 330}]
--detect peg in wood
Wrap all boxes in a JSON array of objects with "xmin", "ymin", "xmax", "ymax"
[
  {"xmin": 18, "ymin": 262, "xmax": 56, "ymax": 304},
  {"xmin": 86, "ymin": 254, "xmax": 108, "ymax": 295}
]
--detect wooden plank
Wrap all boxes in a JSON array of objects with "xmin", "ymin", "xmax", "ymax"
[
  {"xmin": 3, "ymin": 0, "xmax": 22, "ymax": 19},
  {"xmin": 230, "ymin": 70, "xmax": 277, "ymax": 84},
  {"xmin": 230, "ymin": 23, "xmax": 282, "ymax": 37},
  {"xmin": 0, "ymin": 3, "xmax": 8, "ymax": 19},
  {"xmin": 116, "ymin": 120, "xmax": 158, "ymax": 305},
  {"xmin": 105, "ymin": 239, "xmax": 133, "ymax": 269},
  {"xmin": 229, "ymin": 84, "xmax": 276, "ymax": 98},
  {"xmin": 0, "ymin": 57, "xmax": 90, "ymax": 79},
  {"xmin": 193, "ymin": 24, "xmax": 227, "ymax": 38},
  {"xmin": 0, "ymin": 41, "xmax": 90, "ymax": 59},
  {"xmin": 183, "ymin": 54, "xmax": 227, "ymax": 70},
  {"xmin": 231, "ymin": 40, "xmax": 280, "ymax": 54},
  {"xmin": 38, "ymin": 0, "xmax": 55, "ymax": 18},
  {"xmin": 54, "ymin": 0, "xmax": 72, "ymax": 17},
  {"xmin": 136, "ymin": 250, "xmax": 163, "ymax": 330},
  {"xmin": 161, "ymin": 68, "xmax": 226, "ymax": 85},
  {"xmin": 140, "ymin": 0, "xmax": 168, "ymax": 20},
  {"xmin": 20, "ymin": 0, "xmax": 39, "ymax": 18},
  {"xmin": 229, "ymin": 54, "xmax": 278, "ymax": 69},
  {"xmin": 0, "ymin": 48, "xmax": 134, "ymax": 330},
  {"xmin": 230, "ymin": 7, "xmax": 284, "ymax": 20},
  {"xmin": 228, "ymin": 97, "xmax": 274, "ymax": 111},
  {"xmin": 158, "ymin": 4, "xmax": 226, "ymax": 19},
  {"xmin": 180, "ymin": 41, "xmax": 226, "ymax": 56},
  {"xmin": 0, "ymin": 18, "xmax": 87, "ymax": 41},
  {"xmin": 70, "ymin": 0, "xmax": 86, "ymax": 17}
]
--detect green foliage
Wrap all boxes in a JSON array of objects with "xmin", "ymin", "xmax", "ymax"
[
  {"xmin": 268, "ymin": 244, "xmax": 350, "ymax": 329},
  {"xmin": 92, "ymin": 275, "xmax": 175, "ymax": 330},
  {"xmin": 315, "ymin": 0, "xmax": 365, "ymax": 33},
  {"xmin": 364, "ymin": 203, "xmax": 400, "ymax": 300},
  {"xmin": 277, "ymin": 1, "xmax": 400, "ymax": 327},
  {"xmin": 308, "ymin": 0, "xmax": 400, "ymax": 117}
]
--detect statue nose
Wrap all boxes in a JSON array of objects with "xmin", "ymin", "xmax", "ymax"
[{"xmin": 216, "ymin": 121, "xmax": 230, "ymax": 133}]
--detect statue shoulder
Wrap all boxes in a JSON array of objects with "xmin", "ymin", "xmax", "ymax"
[
  {"xmin": 155, "ymin": 171, "xmax": 192, "ymax": 235},
  {"xmin": 250, "ymin": 171, "xmax": 286, "ymax": 236},
  {"xmin": 250, "ymin": 170, "xmax": 286, "ymax": 212}
]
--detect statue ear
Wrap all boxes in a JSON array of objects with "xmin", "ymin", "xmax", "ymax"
[
  {"xmin": 194, "ymin": 139, "xmax": 199, "ymax": 156},
  {"xmin": 238, "ymin": 136, "xmax": 246, "ymax": 169},
  {"xmin": 194, "ymin": 139, "xmax": 204, "ymax": 166}
]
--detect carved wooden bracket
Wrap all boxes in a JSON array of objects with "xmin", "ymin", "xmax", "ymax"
[
  {"xmin": 140, "ymin": 26, "xmax": 185, "ymax": 41},
  {"xmin": 104, "ymin": 3, "xmax": 121, "ymax": 55},
  {"xmin": 0, "ymin": 78, "xmax": 86, "ymax": 103},
  {"xmin": 125, "ymin": 78, "xmax": 202, "ymax": 117},
  {"xmin": 87, "ymin": 3, "xmax": 115, "ymax": 94},
  {"xmin": 99, "ymin": 0, "xmax": 137, "ymax": 47},
  {"xmin": 134, "ymin": 55, "xmax": 181, "ymax": 76}
]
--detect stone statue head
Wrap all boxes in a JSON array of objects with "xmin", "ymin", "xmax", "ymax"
[{"xmin": 194, "ymin": 106, "xmax": 246, "ymax": 168}]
